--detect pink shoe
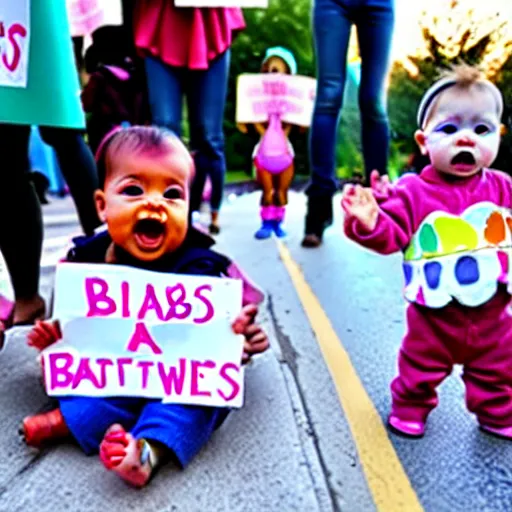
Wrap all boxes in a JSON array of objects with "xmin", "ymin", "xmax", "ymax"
[
  {"xmin": 480, "ymin": 423, "xmax": 512, "ymax": 440},
  {"xmin": 388, "ymin": 415, "xmax": 425, "ymax": 438}
]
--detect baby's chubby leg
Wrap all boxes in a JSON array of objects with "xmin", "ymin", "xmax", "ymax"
[
  {"xmin": 389, "ymin": 304, "xmax": 455, "ymax": 437},
  {"xmin": 23, "ymin": 397, "xmax": 142, "ymax": 453},
  {"xmin": 462, "ymin": 295, "xmax": 512, "ymax": 438}
]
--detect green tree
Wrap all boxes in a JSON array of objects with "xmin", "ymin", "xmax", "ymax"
[
  {"xmin": 387, "ymin": 4, "xmax": 512, "ymax": 172},
  {"xmin": 494, "ymin": 54, "xmax": 512, "ymax": 172}
]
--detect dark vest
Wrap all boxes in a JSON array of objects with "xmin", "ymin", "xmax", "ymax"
[{"xmin": 67, "ymin": 228, "xmax": 232, "ymax": 278}]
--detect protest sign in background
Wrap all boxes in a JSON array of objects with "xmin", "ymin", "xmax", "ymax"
[
  {"xmin": 236, "ymin": 73, "xmax": 316, "ymax": 127},
  {"xmin": 0, "ymin": 0, "xmax": 31, "ymax": 87},
  {"xmin": 44, "ymin": 263, "xmax": 245, "ymax": 408}
]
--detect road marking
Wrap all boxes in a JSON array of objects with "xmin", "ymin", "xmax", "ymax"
[{"xmin": 276, "ymin": 240, "xmax": 423, "ymax": 512}]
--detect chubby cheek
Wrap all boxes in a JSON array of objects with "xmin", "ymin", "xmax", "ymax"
[
  {"xmin": 426, "ymin": 145, "xmax": 450, "ymax": 169},
  {"xmin": 425, "ymin": 135, "xmax": 454, "ymax": 168},
  {"xmin": 164, "ymin": 206, "xmax": 189, "ymax": 250},
  {"xmin": 425, "ymin": 132, "xmax": 452, "ymax": 153},
  {"xmin": 478, "ymin": 136, "xmax": 500, "ymax": 166},
  {"xmin": 105, "ymin": 201, "xmax": 138, "ymax": 246}
]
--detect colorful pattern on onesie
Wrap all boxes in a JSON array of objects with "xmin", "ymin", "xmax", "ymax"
[{"xmin": 403, "ymin": 201, "xmax": 512, "ymax": 308}]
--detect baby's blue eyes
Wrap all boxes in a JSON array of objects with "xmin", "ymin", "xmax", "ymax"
[
  {"xmin": 439, "ymin": 124, "xmax": 457, "ymax": 134},
  {"xmin": 436, "ymin": 123, "xmax": 493, "ymax": 135}
]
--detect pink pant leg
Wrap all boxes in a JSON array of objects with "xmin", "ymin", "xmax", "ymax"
[
  {"xmin": 462, "ymin": 294, "xmax": 512, "ymax": 428},
  {"xmin": 391, "ymin": 304, "xmax": 456, "ymax": 423}
]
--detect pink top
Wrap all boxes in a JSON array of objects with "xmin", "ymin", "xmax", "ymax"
[
  {"xmin": 345, "ymin": 165, "xmax": 512, "ymax": 308},
  {"xmin": 345, "ymin": 165, "xmax": 512, "ymax": 254},
  {"xmin": 133, "ymin": 1, "xmax": 246, "ymax": 70}
]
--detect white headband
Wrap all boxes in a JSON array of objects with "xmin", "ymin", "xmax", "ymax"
[{"xmin": 417, "ymin": 77, "xmax": 504, "ymax": 129}]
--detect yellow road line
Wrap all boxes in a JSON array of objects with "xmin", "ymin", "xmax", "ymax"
[{"xmin": 277, "ymin": 240, "xmax": 423, "ymax": 512}]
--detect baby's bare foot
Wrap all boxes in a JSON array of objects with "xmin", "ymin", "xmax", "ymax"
[{"xmin": 99, "ymin": 424, "xmax": 154, "ymax": 488}]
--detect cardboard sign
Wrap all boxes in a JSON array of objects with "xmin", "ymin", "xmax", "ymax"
[
  {"xmin": 236, "ymin": 73, "xmax": 316, "ymax": 127},
  {"xmin": 43, "ymin": 262, "xmax": 245, "ymax": 408},
  {"xmin": 0, "ymin": 0, "xmax": 30, "ymax": 87},
  {"xmin": 175, "ymin": 0, "xmax": 267, "ymax": 7}
]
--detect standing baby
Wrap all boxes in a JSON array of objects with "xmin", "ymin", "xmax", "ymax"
[{"xmin": 342, "ymin": 64, "xmax": 512, "ymax": 439}]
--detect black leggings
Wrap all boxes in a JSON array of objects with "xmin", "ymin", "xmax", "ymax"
[
  {"xmin": 39, "ymin": 127, "xmax": 100, "ymax": 235},
  {"xmin": 0, "ymin": 124, "xmax": 100, "ymax": 299}
]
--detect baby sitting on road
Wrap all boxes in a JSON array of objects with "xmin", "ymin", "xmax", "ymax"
[
  {"xmin": 22, "ymin": 126, "xmax": 269, "ymax": 487},
  {"xmin": 342, "ymin": 64, "xmax": 512, "ymax": 440}
]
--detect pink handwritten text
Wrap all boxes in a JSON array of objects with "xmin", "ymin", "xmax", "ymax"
[{"xmin": 47, "ymin": 352, "xmax": 241, "ymax": 402}]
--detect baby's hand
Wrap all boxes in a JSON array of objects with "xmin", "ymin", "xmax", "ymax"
[
  {"xmin": 341, "ymin": 184, "xmax": 379, "ymax": 232},
  {"xmin": 27, "ymin": 320, "xmax": 62, "ymax": 351},
  {"xmin": 231, "ymin": 304, "xmax": 269, "ymax": 364},
  {"xmin": 370, "ymin": 170, "xmax": 392, "ymax": 198}
]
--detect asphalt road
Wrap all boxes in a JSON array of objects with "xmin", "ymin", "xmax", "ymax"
[{"xmin": 0, "ymin": 191, "xmax": 511, "ymax": 511}]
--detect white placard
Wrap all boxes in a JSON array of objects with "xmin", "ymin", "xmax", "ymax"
[
  {"xmin": 236, "ymin": 73, "xmax": 317, "ymax": 127},
  {"xmin": 175, "ymin": 0, "xmax": 267, "ymax": 7},
  {"xmin": 0, "ymin": 0, "xmax": 30, "ymax": 87},
  {"xmin": 43, "ymin": 262, "xmax": 245, "ymax": 408}
]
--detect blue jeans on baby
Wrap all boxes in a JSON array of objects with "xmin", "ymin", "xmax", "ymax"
[
  {"xmin": 145, "ymin": 51, "xmax": 231, "ymax": 213},
  {"xmin": 308, "ymin": 0, "xmax": 394, "ymax": 197}
]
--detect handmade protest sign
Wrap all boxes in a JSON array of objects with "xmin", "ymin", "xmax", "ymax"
[
  {"xmin": 43, "ymin": 262, "xmax": 245, "ymax": 408},
  {"xmin": 236, "ymin": 73, "xmax": 316, "ymax": 127},
  {"xmin": 175, "ymin": 0, "xmax": 267, "ymax": 7},
  {"xmin": 0, "ymin": 0, "xmax": 30, "ymax": 87}
]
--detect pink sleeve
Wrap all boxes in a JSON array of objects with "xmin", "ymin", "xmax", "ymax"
[
  {"xmin": 344, "ymin": 182, "xmax": 416, "ymax": 255},
  {"xmin": 495, "ymin": 170, "xmax": 512, "ymax": 207}
]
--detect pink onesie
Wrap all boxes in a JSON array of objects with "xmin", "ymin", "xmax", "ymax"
[{"xmin": 345, "ymin": 165, "xmax": 512, "ymax": 428}]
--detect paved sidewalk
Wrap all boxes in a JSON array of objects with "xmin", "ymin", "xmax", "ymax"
[{"xmin": 0, "ymin": 192, "xmax": 344, "ymax": 512}]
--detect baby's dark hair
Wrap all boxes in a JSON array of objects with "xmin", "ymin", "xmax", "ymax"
[{"xmin": 95, "ymin": 125, "xmax": 194, "ymax": 188}]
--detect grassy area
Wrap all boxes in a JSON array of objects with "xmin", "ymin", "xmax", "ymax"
[{"xmin": 226, "ymin": 170, "xmax": 252, "ymax": 183}]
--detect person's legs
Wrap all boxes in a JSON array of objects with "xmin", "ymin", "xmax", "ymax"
[
  {"xmin": 40, "ymin": 127, "xmax": 101, "ymax": 236},
  {"xmin": 272, "ymin": 165, "xmax": 294, "ymax": 237},
  {"xmin": 356, "ymin": 0, "xmax": 394, "ymax": 181},
  {"xmin": 57, "ymin": 397, "xmax": 142, "ymax": 453},
  {"xmin": 275, "ymin": 165, "xmax": 294, "ymax": 204},
  {"xmin": 303, "ymin": 0, "xmax": 353, "ymax": 247},
  {"xmin": 254, "ymin": 169, "xmax": 275, "ymax": 240},
  {"xmin": 145, "ymin": 55, "xmax": 184, "ymax": 136},
  {"xmin": 390, "ymin": 304, "xmax": 454, "ymax": 436},
  {"xmin": 0, "ymin": 124, "xmax": 45, "ymax": 331},
  {"xmin": 188, "ymin": 50, "xmax": 230, "ymax": 233}
]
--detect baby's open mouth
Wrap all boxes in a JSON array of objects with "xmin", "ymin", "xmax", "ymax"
[
  {"xmin": 134, "ymin": 218, "xmax": 165, "ymax": 250},
  {"xmin": 451, "ymin": 151, "xmax": 476, "ymax": 166}
]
